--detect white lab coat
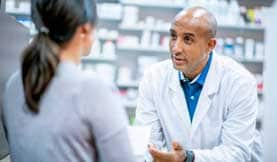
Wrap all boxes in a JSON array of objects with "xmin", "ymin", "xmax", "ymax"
[{"xmin": 135, "ymin": 53, "xmax": 262, "ymax": 162}]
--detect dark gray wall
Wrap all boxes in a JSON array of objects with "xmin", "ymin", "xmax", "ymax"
[
  {"xmin": 0, "ymin": 12, "xmax": 29, "ymax": 159},
  {"xmin": 0, "ymin": 0, "xmax": 5, "ymax": 11}
]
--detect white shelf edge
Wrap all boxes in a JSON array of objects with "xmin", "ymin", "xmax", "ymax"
[
  {"xmin": 223, "ymin": 55, "xmax": 264, "ymax": 63},
  {"xmin": 237, "ymin": 58, "xmax": 264, "ymax": 63},
  {"xmin": 117, "ymin": 82, "xmax": 139, "ymax": 88},
  {"xmin": 124, "ymin": 102, "xmax": 137, "ymax": 108},
  {"xmin": 6, "ymin": 12, "xmax": 30, "ymax": 19},
  {"xmin": 120, "ymin": 0, "xmax": 184, "ymax": 9},
  {"xmin": 97, "ymin": 36, "xmax": 118, "ymax": 41},
  {"xmin": 117, "ymin": 45, "xmax": 169, "ymax": 53},
  {"xmin": 81, "ymin": 56, "xmax": 117, "ymax": 62},
  {"xmin": 258, "ymin": 90, "xmax": 263, "ymax": 95},
  {"xmin": 119, "ymin": 25, "xmax": 169, "ymax": 32},
  {"xmin": 99, "ymin": 16, "xmax": 121, "ymax": 21},
  {"xmin": 218, "ymin": 24, "xmax": 265, "ymax": 31},
  {"xmin": 119, "ymin": 24, "xmax": 264, "ymax": 32}
]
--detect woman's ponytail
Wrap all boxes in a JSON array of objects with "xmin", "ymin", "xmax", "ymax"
[{"xmin": 21, "ymin": 33, "xmax": 59, "ymax": 112}]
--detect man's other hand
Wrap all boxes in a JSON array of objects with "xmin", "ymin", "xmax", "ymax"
[{"xmin": 148, "ymin": 141, "xmax": 186, "ymax": 162}]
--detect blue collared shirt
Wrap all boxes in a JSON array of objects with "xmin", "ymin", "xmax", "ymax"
[{"xmin": 179, "ymin": 53, "xmax": 213, "ymax": 122}]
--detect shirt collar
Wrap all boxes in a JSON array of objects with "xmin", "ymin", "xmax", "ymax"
[
  {"xmin": 179, "ymin": 71, "xmax": 200, "ymax": 84},
  {"xmin": 179, "ymin": 52, "xmax": 213, "ymax": 86}
]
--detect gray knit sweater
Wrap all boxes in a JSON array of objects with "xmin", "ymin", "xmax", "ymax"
[{"xmin": 2, "ymin": 61, "xmax": 135, "ymax": 162}]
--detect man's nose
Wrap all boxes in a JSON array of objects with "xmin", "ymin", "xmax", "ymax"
[{"xmin": 172, "ymin": 39, "xmax": 183, "ymax": 54}]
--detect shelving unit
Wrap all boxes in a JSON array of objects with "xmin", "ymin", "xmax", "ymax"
[
  {"xmin": 6, "ymin": 12, "xmax": 29, "ymax": 20},
  {"xmin": 98, "ymin": 36, "xmax": 118, "ymax": 41},
  {"xmin": 117, "ymin": 82, "xmax": 139, "ymax": 89},
  {"xmin": 81, "ymin": 56, "xmax": 117, "ymax": 64},
  {"xmin": 218, "ymin": 24, "xmax": 265, "ymax": 31},
  {"xmin": 98, "ymin": 16, "xmax": 121, "ymax": 21},
  {"xmin": 120, "ymin": 0, "xmax": 184, "ymax": 9},
  {"xmin": 119, "ymin": 25, "xmax": 170, "ymax": 32},
  {"xmin": 238, "ymin": 0, "xmax": 274, "ymax": 7},
  {"xmin": 221, "ymin": 54, "xmax": 264, "ymax": 63},
  {"xmin": 117, "ymin": 45, "xmax": 168, "ymax": 53},
  {"xmin": 120, "ymin": 24, "xmax": 265, "ymax": 32}
]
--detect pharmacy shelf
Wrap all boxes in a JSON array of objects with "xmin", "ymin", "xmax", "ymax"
[
  {"xmin": 117, "ymin": 82, "xmax": 139, "ymax": 89},
  {"xmin": 117, "ymin": 45, "xmax": 169, "ymax": 54},
  {"xmin": 120, "ymin": 0, "xmax": 184, "ymax": 9},
  {"xmin": 6, "ymin": 12, "xmax": 30, "ymax": 20},
  {"xmin": 98, "ymin": 36, "xmax": 118, "ymax": 41},
  {"xmin": 121, "ymin": 0, "xmax": 274, "ymax": 10},
  {"xmin": 99, "ymin": 16, "xmax": 122, "ymax": 21},
  {"xmin": 258, "ymin": 91, "xmax": 263, "ymax": 96},
  {"xmin": 98, "ymin": 0, "xmax": 119, "ymax": 3},
  {"xmin": 222, "ymin": 55, "xmax": 264, "ymax": 64},
  {"xmin": 81, "ymin": 56, "xmax": 117, "ymax": 63},
  {"xmin": 237, "ymin": 58, "xmax": 264, "ymax": 64},
  {"xmin": 119, "ymin": 24, "xmax": 264, "ymax": 33},
  {"xmin": 238, "ymin": 0, "xmax": 274, "ymax": 7},
  {"xmin": 218, "ymin": 24, "xmax": 265, "ymax": 32},
  {"xmin": 119, "ymin": 25, "xmax": 170, "ymax": 33},
  {"xmin": 7, "ymin": 10, "xmax": 263, "ymax": 33},
  {"xmin": 124, "ymin": 101, "xmax": 137, "ymax": 108}
]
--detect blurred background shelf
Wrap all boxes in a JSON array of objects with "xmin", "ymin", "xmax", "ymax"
[
  {"xmin": 6, "ymin": 12, "xmax": 29, "ymax": 20},
  {"xmin": 117, "ymin": 82, "xmax": 139, "ymax": 89},
  {"xmin": 99, "ymin": 16, "xmax": 122, "ymax": 21},
  {"xmin": 237, "ymin": 0, "xmax": 274, "ymax": 7},
  {"xmin": 82, "ymin": 56, "xmax": 117, "ymax": 63},
  {"xmin": 120, "ymin": 0, "xmax": 184, "ymax": 9},
  {"xmin": 218, "ymin": 24, "xmax": 265, "ymax": 31},
  {"xmin": 222, "ymin": 55, "xmax": 264, "ymax": 64},
  {"xmin": 117, "ymin": 45, "xmax": 168, "ymax": 54},
  {"xmin": 119, "ymin": 24, "xmax": 265, "ymax": 33},
  {"xmin": 119, "ymin": 25, "xmax": 169, "ymax": 32}
]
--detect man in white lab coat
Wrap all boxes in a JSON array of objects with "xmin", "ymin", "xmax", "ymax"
[{"xmin": 135, "ymin": 7, "xmax": 262, "ymax": 162}]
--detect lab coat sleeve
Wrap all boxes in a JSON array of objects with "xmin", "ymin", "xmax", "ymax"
[
  {"xmin": 193, "ymin": 77, "xmax": 258, "ymax": 162},
  {"xmin": 135, "ymin": 70, "xmax": 167, "ymax": 162}
]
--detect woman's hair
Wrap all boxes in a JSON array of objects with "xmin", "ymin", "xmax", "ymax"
[{"xmin": 22, "ymin": 0, "xmax": 97, "ymax": 113}]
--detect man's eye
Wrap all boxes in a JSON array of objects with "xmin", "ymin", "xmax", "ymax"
[
  {"xmin": 184, "ymin": 36, "xmax": 193, "ymax": 44},
  {"xmin": 170, "ymin": 34, "xmax": 177, "ymax": 40}
]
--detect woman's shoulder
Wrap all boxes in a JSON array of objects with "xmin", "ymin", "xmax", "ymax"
[
  {"xmin": 79, "ymin": 70, "xmax": 114, "ymax": 91},
  {"xmin": 75, "ymin": 70, "xmax": 120, "ymax": 105}
]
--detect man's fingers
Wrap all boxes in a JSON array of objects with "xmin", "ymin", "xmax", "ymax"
[
  {"xmin": 148, "ymin": 143, "xmax": 156, "ymax": 149},
  {"xmin": 148, "ymin": 142, "xmax": 184, "ymax": 161},
  {"xmin": 172, "ymin": 141, "xmax": 183, "ymax": 151},
  {"xmin": 148, "ymin": 146, "xmax": 162, "ymax": 157},
  {"xmin": 149, "ymin": 147, "xmax": 171, "ymax": 159}
]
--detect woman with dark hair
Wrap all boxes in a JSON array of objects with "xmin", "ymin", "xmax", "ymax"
[{"xmin": 1, "ymin": 0, "xmax": 136, "ymax": 162}]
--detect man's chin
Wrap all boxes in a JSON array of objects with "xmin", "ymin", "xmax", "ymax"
[{"xmin": 173, "ymin": 64, "xmax": 184, "ymax": 71}]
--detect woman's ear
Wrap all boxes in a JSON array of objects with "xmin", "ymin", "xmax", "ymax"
[
  {"xmin": 78, "ymin": 23, "xmax": 95, "ymax": 56},
  {"xmin": 79, "ymin": 23, "xmax": 94, "ymax": 40}
]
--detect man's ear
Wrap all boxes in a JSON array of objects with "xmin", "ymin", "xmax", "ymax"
[{"xmin": 208, "ymin": 38, "xmax": 217, "ymax": 51}]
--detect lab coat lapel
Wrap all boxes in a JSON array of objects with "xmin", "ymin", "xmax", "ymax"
[
  {"xmin": 169, "ymin": 68, "xmax": 192, "ymax": 136},
  {"xmin": 191, "ymin": 54, "xmax": 221, "ymax": 137}
]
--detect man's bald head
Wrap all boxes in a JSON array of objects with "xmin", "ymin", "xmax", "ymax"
[{"xmin": 174, "ymin": 7, "xmax": 217, "ymax": 39}]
